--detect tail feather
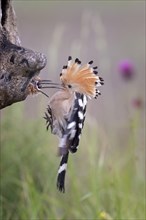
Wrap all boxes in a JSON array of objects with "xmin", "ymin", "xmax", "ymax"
[{"xmin": 57, "ymin": 152, "xmax": 69, "ymax": 193}]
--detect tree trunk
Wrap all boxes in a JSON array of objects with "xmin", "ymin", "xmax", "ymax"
[{"xmin": 0, "ymin": 0, "xmax": 47, "ymax": 109}]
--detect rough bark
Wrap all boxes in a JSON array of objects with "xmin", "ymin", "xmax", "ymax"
[{"xmin": 0, "ymin": 0, "xmax": 47, "ymax": 109}]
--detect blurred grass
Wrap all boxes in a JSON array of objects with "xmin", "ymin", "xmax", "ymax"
[{"xmin": 0, "ymin": 103, "xmax": 145, "ymax": 220}]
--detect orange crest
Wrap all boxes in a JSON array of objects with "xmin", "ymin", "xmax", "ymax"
[{"xmin": 60, "ymin": 57, "xmax": 104, "ymax": 99}]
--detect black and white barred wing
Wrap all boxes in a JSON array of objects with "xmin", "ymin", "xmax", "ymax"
[
  {"xmin": 67, "ymin": 93, "xmax": 87, "ymax": 153},
  {"xmin": 59, "ymin": 93, "xmax": 87, "ymax": 154},
  {"xmin": 57, "ymin": 93, "xmax": 87, "ymax": 192}
]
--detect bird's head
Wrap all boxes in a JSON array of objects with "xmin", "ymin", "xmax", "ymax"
[
  {"xmin": 60, "ymin": 56, "xmax": 104, "ymax": 99},
  {"xmin": 28, "ymin": 56, "xmax": 104, "ymax": 99}
]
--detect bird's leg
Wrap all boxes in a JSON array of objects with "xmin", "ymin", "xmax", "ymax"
[{"xmin": 44, "ymin": 106, "xmax": 53, "ymax": 131}]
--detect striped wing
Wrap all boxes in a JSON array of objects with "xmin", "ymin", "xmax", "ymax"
[{"xmin": 58, "ymin": 93, "xmax": 87, "ymax": 154}]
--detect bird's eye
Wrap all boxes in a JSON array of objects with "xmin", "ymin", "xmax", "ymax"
[{"xmin": 68, "ymin": 84, "xmax": 72, "ymax": 88}]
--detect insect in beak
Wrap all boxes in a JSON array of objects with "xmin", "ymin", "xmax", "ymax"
[{"xmin": 28, "ymin": 79, "xmax": 63, "ymax": 98}]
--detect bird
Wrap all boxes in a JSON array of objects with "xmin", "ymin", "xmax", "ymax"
[
  {"xmin": 29, "ymin": 56, "xmax": 104, "ymax": 193},
  {"xmin": 42, "ymin": 56, "xmax": 104, "ymax": 193}
]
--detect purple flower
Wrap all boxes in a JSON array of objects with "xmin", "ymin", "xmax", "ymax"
[
  {"xmin": 132, "ymin": 98, "xmax": 143, "ymax": 109},
  {"xmin": 118, "ymin": 60, "xmax": 135, "ymax": 81}
]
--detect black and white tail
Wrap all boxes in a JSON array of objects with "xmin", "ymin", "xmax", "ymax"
[{"xmin": 57, "ymin": 152, "xmax": 69, "ymax": 192}]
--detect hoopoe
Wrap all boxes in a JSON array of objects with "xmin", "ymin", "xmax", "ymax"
[{"xmin": 29, "ymin": 56, "xmax": 104, "ymax": 193}]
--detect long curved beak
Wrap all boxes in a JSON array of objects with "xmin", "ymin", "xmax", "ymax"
[{"xmin": 37, "ymin": 80, "xmax": 63, "ymax": 90}]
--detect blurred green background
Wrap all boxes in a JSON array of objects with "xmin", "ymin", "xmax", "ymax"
[{"xmin": 0, "ymin": 1, "xmax": 145, "ymax": 220}]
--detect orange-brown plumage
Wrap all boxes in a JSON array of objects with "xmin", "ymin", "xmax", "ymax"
[{"xmin": 60, "ymin": 57, "xmax": 103, "ymax": 99}]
